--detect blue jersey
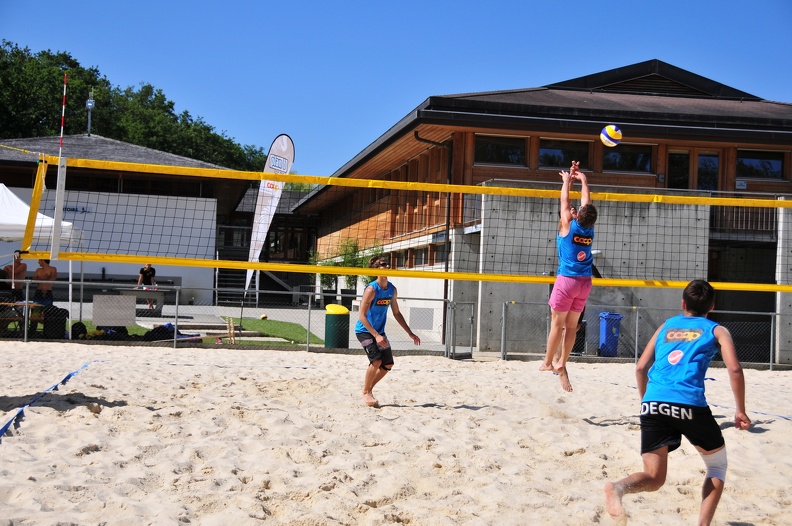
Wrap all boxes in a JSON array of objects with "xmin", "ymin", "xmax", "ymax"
[
  {"xmin": 557, "ymin": 219, "xmax": 594, "ymax": 277},
  {"xmin": 643, "ymin": 315, "xmax": 721, "ymax": 407},
  {"xmin": 354, "ymin": 280, "xmax": 395, "ymax": 334}
]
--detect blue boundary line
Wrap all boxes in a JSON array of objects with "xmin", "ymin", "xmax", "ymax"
[{"xmin": 1, "ymin": 361, "xmax": 95, "ymax": 444}]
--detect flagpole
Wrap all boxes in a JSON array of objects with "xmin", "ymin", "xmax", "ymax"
[
  {"xmin": 51, "ymin": 74, "xmax": 68, "ymax": 257},
  {"xmin": 53, "ymin": 73, "xmax": 71, "ymax": 336},
  {"xmin": 59, "ymin": 73, "xmax": 67, "ymax": 158}
]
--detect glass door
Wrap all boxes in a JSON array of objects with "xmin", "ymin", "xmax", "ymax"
[
  {"xmin": 666, "ymin": 149, "xmax": 721, "ymax": 191},
  {"xmin": 697, "ymin": 151, "xmax": 720, "ymax": 191},
  {"xmin": 667, "ymin": 150, "xmax": 690, "ymax": 189}
]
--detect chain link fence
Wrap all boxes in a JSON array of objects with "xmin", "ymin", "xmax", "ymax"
[
  {"xmin": 1, "ymin": 280, "xmax": 465, "ymax": 359},
  {"xmin": 500, "ymin": 301, "xmax": 781, "ymax": 369},
  {"xmin": 0, "ymin": 279, "xmax": 783, "ymax": 369}
]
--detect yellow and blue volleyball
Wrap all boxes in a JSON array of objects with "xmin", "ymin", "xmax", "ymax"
[{"xmin": 600, "ymin": 125, "xmax": 622, "ymax": 147}]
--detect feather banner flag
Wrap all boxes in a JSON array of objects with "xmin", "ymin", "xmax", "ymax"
[{"xmin": 245, "ymin": 134, "xmax": 295, "ymax": 290}]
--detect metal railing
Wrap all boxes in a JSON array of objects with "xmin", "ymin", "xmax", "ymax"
[
  {"xmin": 500, "ymin": 301, "xmax": 781, "ymax": 369},
  {"xmin": 0, "ymin": 280, "xmax": 465, "ymax": 359},
  {"xmin": 2, "ymin": 279, "xmax": 786, "ymax": 369}
]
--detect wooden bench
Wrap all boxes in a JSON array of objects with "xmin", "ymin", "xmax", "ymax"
[{"xmin": 0, "ymin": 302, "xmax": 25, "ymax": 336}]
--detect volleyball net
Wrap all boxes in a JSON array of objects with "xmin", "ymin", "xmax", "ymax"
[{"xmin": 20, "ymin": 153, "xmax": 792, "ymax": 292}]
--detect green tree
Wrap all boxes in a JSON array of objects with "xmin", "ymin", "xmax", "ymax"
[
  {"xmin": 0, "ymin": 40, "xmax": 268, "ymax": 171},
  {"xmin": 0, "ymin": 41, "xmax": 113, "ymax": 138},
  {"xmin": 338, "ymin": 238, "xmax": 367, "ymax": 288}
]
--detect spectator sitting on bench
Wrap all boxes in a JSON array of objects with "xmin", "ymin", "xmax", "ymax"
[{"xmin": 29, "ymin": 259, "xmax": 57, "ymax": 334}]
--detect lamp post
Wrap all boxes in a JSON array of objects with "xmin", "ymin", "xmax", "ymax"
[{"xmin": 85, "ymin": 90, "xmax": 95, "ymax": 136}]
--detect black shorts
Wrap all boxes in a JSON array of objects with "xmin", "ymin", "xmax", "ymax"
[
  {"xmin": 356, "ymin": 332, "xmax": 394, "ymax": 367},
  {"xmin": 33, "ymin": 290, "xmax": 54, "ymax": 305},
  {"xmin": 640, "ymin": 401, "xmax": 724, "ymax": 454}
]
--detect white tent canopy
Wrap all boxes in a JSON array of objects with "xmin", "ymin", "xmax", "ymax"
[
  {"xmin": 0, "ymin": 183, "xmax": 82, "ymax": 331},
  {"xmin": 0, "ymin": 183, "xmax": 76, "ymax": 245}
]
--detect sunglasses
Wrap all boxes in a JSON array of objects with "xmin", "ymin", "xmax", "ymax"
[{"xmin": 377, "ymin": 262, "xmax": 390, "ymax": 268}]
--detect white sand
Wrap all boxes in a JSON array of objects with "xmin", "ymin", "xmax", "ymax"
[{"xmin": 1, "ymin": 342, "xmax": 790, "ymax": 525}]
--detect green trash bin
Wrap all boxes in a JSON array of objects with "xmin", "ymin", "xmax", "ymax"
[{"xmin": 325, "ymin": 304, "xmax": 350, "ymax": 348}]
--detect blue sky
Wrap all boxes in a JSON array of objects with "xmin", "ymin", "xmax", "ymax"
[{"xmin": 2, "ymin": 1, "xmax": 791, "ymax": 177}]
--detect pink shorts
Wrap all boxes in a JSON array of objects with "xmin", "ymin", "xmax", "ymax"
[{"xmin": 549, "ymin": 275, "xmax": 592, "ymax": 313}]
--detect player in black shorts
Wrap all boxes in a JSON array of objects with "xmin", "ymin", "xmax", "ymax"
[{"xmin": 605, "ymin": 280, "xmax": 750, "ymax": 525}]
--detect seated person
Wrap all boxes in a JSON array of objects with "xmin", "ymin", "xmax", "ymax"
[
  {"xmin": 0, "ymin": 268, "xmax": 20, "ymax": 335},
  {"xmin": 29, "ymin": 259, "xmax": 57, "ymax": 334},
  {"xmin": 3, "ymin": 252, "xmax": 27, "ymax": 301},
  {"xmin": 0, "ymin": 267, "xmax": 11, "ymax": 295}
]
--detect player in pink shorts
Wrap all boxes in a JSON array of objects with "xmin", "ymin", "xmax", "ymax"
[{"xmin": 539, "ymin": 161, "xmax": 598, "ymax": 392}]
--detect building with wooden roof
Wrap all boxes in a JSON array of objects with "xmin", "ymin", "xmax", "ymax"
[{"xmin": 296, "ymin": 59, "xmax": 792, "ymax": 358}]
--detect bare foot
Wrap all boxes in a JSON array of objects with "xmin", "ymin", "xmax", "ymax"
[
  {"xmin": 362, "ymin": 392, "xmax": 379, "ymax": 407},
  {"xmin": 539, "ymin": 363, "xmax": 555, "ymax": 372},
  {"xmin": 604, "ymin": 481, "xmax": 626, "ymax": 519},
  {"xmin": 556, "ymin": 366, "xmax": 573, "ymax": 392}
]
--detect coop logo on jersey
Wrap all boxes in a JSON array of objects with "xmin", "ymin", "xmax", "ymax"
[
  {"xmin": 573, "ymin": 235, "xmax": 593, "ymax": 246},
  {"xmin": 375, "ymin": 299, "xmax": 392, "ymax": 306},
  {"xmin": 269, "ymin": 154, "xmax": 289, "ymax": 173},
  {"xmin": 664, "ymin": 329, "xmax": 702, "ymax": 342},
  {"xmin": 668, "ymin": 350, "xmax": 684, "ymax": 365}
]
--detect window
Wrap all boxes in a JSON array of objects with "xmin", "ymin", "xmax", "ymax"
[
  {"xmin": 93, "ymin": 177, "xmax": 119, "ymax": 193},
  {"xmin": 698, "ymin": 152, "xmax": 719, "ymax": 191},
  {"xmin": 69, "ymin": 175, "xmax": 93, "ymax": 191},
  {"xmin": 736, "ymin": 150, "xmax": 784, "ymax": 179},
  {"xmin": 603, "ymin": 144, "xmax": 653, "ymax": 173},
  {"xmin": 232, "ymin": 229, "xmax": 248, "ymax": 247},
  {"xmin": 414, "ymin": 247, "xmax": 428, "ymax": 266},
  {"xmin": 667, "ymin": 151, "xmax": 690, "ymax": 189},
  {"xmin": 175, "ymin": 181, "xmax": 203, "ymax": 197},
  {"xmin": 539, "ymin": 140, "xmax": 589, "ymax": 169},
  {"xmin": 474, "ymin": 136, "xmax": 526, "ymax": 166},
  {"xmin": 434, "ymin": 243, "xmax": 447, "ymax": 265},
  {"xmin": 123, "ymin": 178, "xmax": 149, "ymax": 195}
]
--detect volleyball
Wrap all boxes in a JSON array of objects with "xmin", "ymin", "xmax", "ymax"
[
  {"xmin": 260, "ymin": 314, "xmax": 268, "ymax": 320},
  {"xmin": 600, "ymin": 125, "xmax": 622, "ymax": 147}
]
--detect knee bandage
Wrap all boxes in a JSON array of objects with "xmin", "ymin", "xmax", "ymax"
[{"xmin": 701, "ymin": 447, "xmax": 728, "ymax": 481}]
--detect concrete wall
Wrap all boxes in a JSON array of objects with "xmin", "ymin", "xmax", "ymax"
[
  {"xmin": 476, "ymin": 191, "xmax": 711, "ymax": 353},
  {"xmin": 587, "ymin": 285, "xmax": 681, "ymax": 356},
  {"xmin": 481, "ymin": 282, "xmax": 548, "ymax": 352},
  {"xmin": 478, "ymin": 192, "xmax": 711, "ymax": 281},
  {"xmin": 386, "ymin": 275, "xmax": 446, "ymax": 345}
]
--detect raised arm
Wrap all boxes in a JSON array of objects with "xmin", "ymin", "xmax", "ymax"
[
  {"xmin": 559, "ymin": 168, "xmax": 574, "ymax": 230},
  {"xmin": 575, "ymin": 163, "xmax": 591, "ymax": 207}
]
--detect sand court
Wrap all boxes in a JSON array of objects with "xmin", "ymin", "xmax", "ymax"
[{"xmin": 1, "ymin": 342, "xmax": 790, "ymax": 525}]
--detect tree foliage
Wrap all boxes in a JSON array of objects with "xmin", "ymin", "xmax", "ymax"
[{"xmin": 0, "ymin": 40, "xmax": 267, "ymax": 171}]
